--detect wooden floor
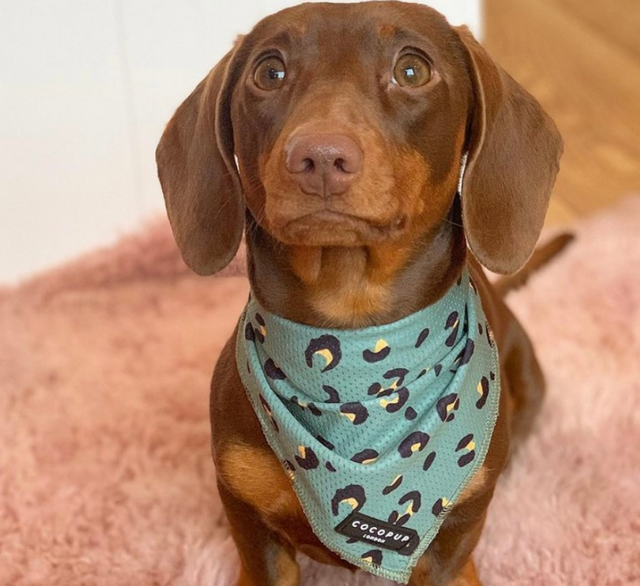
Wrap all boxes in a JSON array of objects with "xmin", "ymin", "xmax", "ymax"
[{"xmin": 485, "ymin": 0, "xmax": 640, "ymax": 225}]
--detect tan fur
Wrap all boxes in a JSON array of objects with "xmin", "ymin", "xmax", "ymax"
[
  {"xmin": 457, "ymin": 465, "xmax": 489, "ymax": 505},
  {"xmin": 452, "ymin": 559, "xmax": 482, "ymax": 586},
  {"xmin": 221, "ymin": 445, "xmax": 303, "ymax": 519}
]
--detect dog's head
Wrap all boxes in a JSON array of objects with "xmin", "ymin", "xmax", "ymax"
[{"xmin": 156, "ymin": 1, "xmax": 562, "ymax": 277}]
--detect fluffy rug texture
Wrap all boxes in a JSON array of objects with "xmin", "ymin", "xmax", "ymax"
[{"xmin": 1, "ymin": 198, "xmax": 639, "ymax": 586}]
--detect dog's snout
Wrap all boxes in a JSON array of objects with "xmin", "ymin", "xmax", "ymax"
[{"xmin": 286, "ymin": 134, "xmax": 363, "ymax": 196}]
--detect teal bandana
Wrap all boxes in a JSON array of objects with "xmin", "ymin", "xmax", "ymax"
[{"xmin": 235, "ymin": 269, "xmax": 500, "ymax": 583}]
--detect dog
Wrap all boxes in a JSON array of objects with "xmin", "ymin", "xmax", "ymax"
[{"xmin": 156, "ymin": 2, "xmax": 564, "ymax": 585}]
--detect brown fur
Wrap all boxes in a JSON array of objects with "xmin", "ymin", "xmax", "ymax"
[{"xmin": 156, "ymin": 2, "xmax": 564, "ymax": 585}]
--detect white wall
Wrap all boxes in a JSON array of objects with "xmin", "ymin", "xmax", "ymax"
[{"xmin": 0, "ymin": 0, "xmax": 481, "ymax": 283}]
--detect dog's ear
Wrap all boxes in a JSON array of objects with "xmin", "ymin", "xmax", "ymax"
[
  {"xmin": 156, "ymin": 46, "xmax": 244, "ymax": 275},
  {"xmin": 455, "ymin": 26, "xmax": 563, "ymax": 275}
]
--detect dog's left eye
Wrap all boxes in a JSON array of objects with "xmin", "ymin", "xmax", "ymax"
[
  {"xmin": 393, "ymin": 53, "xmax": 432, "ymax": 88},
  {"xmin": 254, "ymin": 57, "xmax": 287, "ymax": 91}
]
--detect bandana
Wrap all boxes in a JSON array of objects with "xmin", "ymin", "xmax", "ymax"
[{"xmin": 235, "ymin": 269, "xmax": 500, "ymax": 583}]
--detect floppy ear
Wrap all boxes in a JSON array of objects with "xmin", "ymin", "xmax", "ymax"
[
  {"xmin": 156, "ymin": 49, "xmax": 243, "ymax": 275},
  {"xmin": 455, "ymin": 26, "xmax": 563, "ymax": 274}
]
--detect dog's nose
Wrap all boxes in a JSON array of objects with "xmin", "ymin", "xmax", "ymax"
[{"xmin": 285, "ymin": 134, "xmax": 363, "ymax": 196}]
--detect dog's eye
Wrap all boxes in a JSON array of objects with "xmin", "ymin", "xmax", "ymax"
[
  {"xmin": 254, "ymin": 57, "xmax": 286, "ymax": 91},
  {"xmin": 393, "ymin": 54, "xmax": 432, "ymax": 88}
]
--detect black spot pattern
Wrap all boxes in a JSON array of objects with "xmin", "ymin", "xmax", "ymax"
[
  {"xmin": 383, "ymin": 368, "xmax": 409, "ymax": 388},
  {"xmin": 423, "ymin": 451, "xmax": 436, "ymax": 472},
  {"xmin": 476, "ymin": 376, "xmax": 489, "ymax": 409},
  {"xmin": 456, "ymin": 434, "xmax": 474, "ymax": 451},
  {"xmin": 382, "ymin": 475, "xmax": 403, "ymax": 495},
  {"xmin": 361, "ymin": 550, "xmax": 383, "ymax": 565},
  {"xmin": 432, "ymin": 497, "xmax": 449, "ymax": 517},
  {"xmin": 363, "ymin": 342, "xmax": 391, "ymax": 363},
  {"xmin": 455, "ymin": 433, "xmax": 476, "ymax": 467},
  {"xmin": 259, "ymin": 395, "xmax": 279, "ymax": 433},
  {"xmin": 291, "ymin": 396, "xmax": 321, "ymax": 416},
  {"xmin": 380, "ymin": 387, "xmax": 409, "ymax": 413},
  {"xmin": 368, "ymin": 382, "xmax": 384, "ymax": 396},
  {"xmin": 454, "ymin": 339, "xmax": 475, "ymax": 366},
  {"xmin": 398, "ymin": 431, "xmax": 430, "ymax": 458},
  {"xmin": 351, "ymin": 449, "xmax": 379, "ymax": 464},
  {"xmin": 436, "ymin": 393, "xmax": 459, "ymax": 422},
  {"xmin": 316, "ymin": 435, "xmax": 335, "ymax": 450},
  {"xmin": 323, "ymin": 385, "xmax": 341, "ymax": 403},
  {"xmin": 445, "ymin": 311, "xmax": 460, "ymax": 347},
  {"xmin": 404, "ymin": 407, "xmax": 417, "ymax": 421},
  {"xmin": 396, "ymin": 490, "xmax": 422, "ymax": 525},
  {"xmin": 295, "ymin": 446, "xmax": 319, "ymax": 470},
  {"xmin": 308, "ymin": 403, "xmax": 322, "ymax": 416},
  {"xmin": 340, "ymin": 402, "xmax": 369, "ymax": 425},
  {"xmin": 331, "ymin": 484, "xmax": 366, "ymax": 515},
  {"xmin": 305, "ymin": 335, "xmax": 342, "ymax": 372},
  {"xmin": 415, "ymin": 328, "xmax": 430, "ymax": 348},
  {"xmin": 264, "ymin": 358, "xmax": 286, "ymax": 380},
  {"xmin": 398, "ymin": 490, "xmax": 422, "ymax": 512}
]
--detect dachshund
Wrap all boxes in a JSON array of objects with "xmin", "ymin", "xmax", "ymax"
[{"xmin": 156, "ymin": 2, "xmax": 564, "ymax": 585}]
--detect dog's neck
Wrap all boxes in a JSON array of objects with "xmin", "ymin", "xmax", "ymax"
[{"xmin": 245, "ymin": 208, "xmax": 467, "ymax": 329}]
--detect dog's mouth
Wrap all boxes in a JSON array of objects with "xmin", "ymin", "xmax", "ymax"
[{"xmin": 273, "ymin": 209, "xmax": 407, "ymax": 246}]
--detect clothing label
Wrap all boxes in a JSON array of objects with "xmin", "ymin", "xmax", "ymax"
[{"xmin": 335, "ymin": 511, "xmax": 419, "ymax": 553}]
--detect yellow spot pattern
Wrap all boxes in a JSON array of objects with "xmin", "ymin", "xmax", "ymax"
[
  {"xmin": 374, "ymin": 339, "xmax": 388, "ymax": 352},
  {"xmin": 316, "ymin": 348, "xmax": 333, "ymax": 366}
]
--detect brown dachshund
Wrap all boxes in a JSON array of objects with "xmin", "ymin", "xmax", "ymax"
[{"xmin": 156, "ymin": 2, "xmax": 563, "ymax": 585}]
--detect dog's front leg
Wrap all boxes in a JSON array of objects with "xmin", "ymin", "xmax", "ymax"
[
  {"xmin": 218, "ymin": 481, "xmax": 301, "ymax": 586},
  {"xmin": 409, "ymin": 551, "xmax": 483, "ymax": 586}
]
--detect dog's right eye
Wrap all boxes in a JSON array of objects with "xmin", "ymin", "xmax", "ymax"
[{"xmin": 253, "ymin": 57, "xmax": 287, "ymax": 91}]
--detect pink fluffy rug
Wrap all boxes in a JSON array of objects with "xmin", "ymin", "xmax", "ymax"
[{"xmin": 1, "ymin": 198, "xmax": 640, "ymax": 585}]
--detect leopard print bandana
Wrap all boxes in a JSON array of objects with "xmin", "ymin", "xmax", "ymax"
[{"xmin": 236, "ymin": 269, "xmax": 500, "ymax": 583}]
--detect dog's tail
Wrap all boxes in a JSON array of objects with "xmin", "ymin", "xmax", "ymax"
[{"xmin": 494, "ymin": 233, "xmax": 575, "ymax": 297}]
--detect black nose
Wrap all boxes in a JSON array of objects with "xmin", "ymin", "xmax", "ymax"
[{"xmin": 285, "ymin": 133, "xmax": 363, "ymax": 196}]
